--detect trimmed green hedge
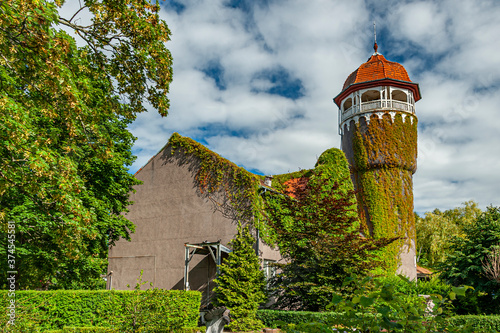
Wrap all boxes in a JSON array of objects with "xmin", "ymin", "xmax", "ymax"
[
  {"xmin": 446, "ymin": 315, "xmax": 500, "ymax": 332},
  {"xmin": 257, "ymin": 310, "xmax": 342, "ymax": 327},
  {"xmin": 257, "ymin": 310, "xmax": 500, "ymax": 332},
  {"xmin": 46, "ymin": 328, "xmax": 117, "ymax": 333},
  {"xmin": 0, "ymin": 289, "xmax": 201, "ymax": 332}
]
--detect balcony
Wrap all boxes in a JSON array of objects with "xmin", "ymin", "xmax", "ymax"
[{"xmin": 342, "ymin": 99, "xmax": 414, "ymax": 122}]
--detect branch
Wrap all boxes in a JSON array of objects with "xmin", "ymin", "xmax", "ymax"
[{"xmin": 68, "ymin": 5, "xmax": 88, "ymax": 23}]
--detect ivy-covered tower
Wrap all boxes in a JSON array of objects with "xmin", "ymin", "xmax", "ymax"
[{"xmin": 333, "ymin": 44, "xmax": 421, "ymax": 279}]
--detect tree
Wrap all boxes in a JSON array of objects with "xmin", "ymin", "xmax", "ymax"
[
  {"xmin": 416, "ymin": 201, "xmax": 482, "ymax": 268},
  {"xmin": 0, "ymin": 0, "xmax": 172, "ymax": 288},
  {"xmin": 416, "ymin": 211, "xmax": 460, "ymax": 268},
  {"xmin": 482, "ymin": 244, "xmax": 500, "ymax": 284},
  {"xmin": 439, "ymin": 206, "xmax": 500, "ymax": 314},
  {"xmin": 264, "ymin": 174, "xmax": 395, "ymax": 311},
  {"xmin": 213, "ymin": 224, "xmax": 266, "ymax": 332}
]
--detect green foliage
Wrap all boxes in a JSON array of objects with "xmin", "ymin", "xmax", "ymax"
[
  {"xmin": 264, "ymin": 150, "xmax": 395, "ymax": 311},
  {"xmin": 168, "ymin": 133, "xmax": 276, "ymax": 241},
  {"xmin": 416, "ymin": 201, "xmax": 482, "ymax": 268},
  {"xmin": 326, "ymin": 276, "xmax": 474, "ymax": 333},
  {"xmin": 376, "ymin": 275, "xmax": 452, "ymax": 297},
  {"xmin": 45, "ymin": 328, "xmax": 118, "ymax": 333},
  {"xmin": 439, "ymin": 206, "xmax": 500, "ymax": 314},
  {"xmin": 257, "ymin": 310, "xmax": 344, "ymax": 328},
  {"xmin": 351, "ymin": 114, "xmax": 418, "ymax": 272},
  {"xmin": 446, "ymin": 315, "xmax": 500, "ymax": 332},
  {"xmin": 258, "ymin": 310, "xmax": 500, "ymax": 333},
  {"xmin": 213, "ymin": 224, "xmax": 266, "ymax": 332},
  {"xmin": 0, "ymin": 0, "xmax": 173, "ymax": 288},
  {"xmin": 0, "ymin": 289, "xmax": 201, "ymax": 332}
]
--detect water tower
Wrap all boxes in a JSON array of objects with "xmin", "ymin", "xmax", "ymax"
[{"xmin": 333, "ymin": 43, "xmax": 421, "ymax": 279}]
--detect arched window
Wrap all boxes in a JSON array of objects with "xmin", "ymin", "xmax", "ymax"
[
  {"xmin": 361, "ymin": 89, "xmax": 380, "ymax": 102},
  {"xmin": 391, "ymin": 89, "xmax": 407, "ymax": 102},
  {"xmin": 343, "ymin": 98, "xmax": 352, "ymax": 112}
]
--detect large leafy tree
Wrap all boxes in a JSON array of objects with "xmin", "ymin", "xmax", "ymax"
[
  {"xmin": 439, "ymin": 206, "xmax": 500, "ymax": 314},
  {"xmin": 0, "ymin": 0, "xmax": 172, "ymax": 288},
  {"xmin": 264, "ymin": 174, "xmax": 395, "ymax": 311},
  {"xmin": 416, "ymin": 201, "xmax": 482, "ymax": 268}
]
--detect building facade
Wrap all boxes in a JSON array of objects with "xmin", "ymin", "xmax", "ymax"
[{"xmin": 107, "ymin": 134, "xmax": 281, "ymax": 306}]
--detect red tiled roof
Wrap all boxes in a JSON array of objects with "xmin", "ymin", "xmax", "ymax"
[
  {"xmin": 334, "ymin": 53, "xmax": 421, "ymax": 107},
  {"xmin": 343, "ymin": 54, "xmax": 412, "ymax": 90},
  {"xmin": 283, "ymin": 177, "xmax": 309, "ymax": 199}
]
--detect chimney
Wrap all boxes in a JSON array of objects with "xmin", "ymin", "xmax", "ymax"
[{"xmin": 264, "ymin": 176, "xmax": 273, "ymax": 187}]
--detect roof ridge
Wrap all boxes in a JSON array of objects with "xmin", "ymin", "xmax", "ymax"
[{"xmin": 381, "ymin": 54, "xmax": 389, "ymax": 78}]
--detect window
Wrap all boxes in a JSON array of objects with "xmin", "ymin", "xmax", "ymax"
[
  {"xmin": 361, "ymin": 89, "xmax": 380, "ymax": 102},
  {"xmin": 343, "ymin": 98, "xmax": 352, "ymax": 112},
  {"xmin": 391, "ymin": 89, "xmax": 407, "ymax": 102},
  {"xmin": 263, "ymin": 259, "xmax": 276, "ymax": 281}
]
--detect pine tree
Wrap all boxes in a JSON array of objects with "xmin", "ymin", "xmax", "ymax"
[{"xmin": 213, "ymin": 223, "xmax": 266, "ymax": 332}]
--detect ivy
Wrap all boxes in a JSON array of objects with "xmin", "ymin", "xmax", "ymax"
[
  {"xmin": 261, "ymin": 148, "xmax": 396, "ymax": 310},
  {"xmin": 167, "ymin": 133, "xmax": 274, "ymax": 238},
  {"xmin": 350, "ymin": 112, "xmax": 418, "ymax": 272}
]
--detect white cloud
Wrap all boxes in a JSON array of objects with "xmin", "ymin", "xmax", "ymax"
[{"xmin": 120, "ymin": 0, "xmax": 500, "ymax": 213}]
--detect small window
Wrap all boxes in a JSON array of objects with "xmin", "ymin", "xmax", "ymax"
[
  {"xmin": 343, "ymin": 98, "xmax": 352, "ymax": 111},
  {"xmin": 392, "ymin": 89, "xmax": 407, "ymax": 102},
  {"xmin": 361, "ymin": 89, "xmax": 380, "ymax": 102}
]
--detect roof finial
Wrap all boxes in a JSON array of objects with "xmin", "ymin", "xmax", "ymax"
[{"xmin": 373, "ymin": 21, "xmax": 378, "ymax": 54}]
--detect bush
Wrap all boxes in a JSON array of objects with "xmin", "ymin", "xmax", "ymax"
[
  {"xmin": 0, "ymin": 289, "xmax": 201, "ymax": 332},
  {"xmin": 377, "ymin": 275, "xmax": 452, "ymax": 296},
  {"xmin": 257, "ymin": 310, "xmax": 500, "ymax": 333},
  {"xmin": 446, "ymin": 315, "xmax": 500, "ymax": 332},
  {"xmin": 257, "ymin": 310, "xmax": 344, "ymax": 328},
  {"xmin": 325, "ymin": 276, "xmax": 472, "ymax": 332},
  {"xmin": 439, "ymin": 206, "xmax": 500, "ymax": 314},
  {"xmin": 47, "ymin": 328, "xmax": 117, "ymax": 333}
]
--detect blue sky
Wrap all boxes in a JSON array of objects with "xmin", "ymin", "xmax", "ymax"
[{"xmin": 62, "ymin": 0, "xmax": 500, "ymax": 214}]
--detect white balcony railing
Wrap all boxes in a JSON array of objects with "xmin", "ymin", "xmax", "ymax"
[{"xmin": 342, "ymin": 99, "xmax": 414, "ymax": 123}]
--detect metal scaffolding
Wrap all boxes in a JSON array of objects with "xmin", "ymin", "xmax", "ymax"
[{"xmin": 183, "ymin": 241, "xmax": 231, "ymax": 291}]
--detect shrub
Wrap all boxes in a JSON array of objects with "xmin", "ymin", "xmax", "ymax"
[
  {"xmin": 327, "ymin": 275, "xmax": 473, "ymax": 332},
  {"xmin": 257, "ymin": 310, "xmax": 500, "ymax": 333},
  {"xmin": 439, "ymin": 206, "xmax": 500, "ymax": 314},
  {"xmin": 0, "ymin": 289, "xmax": 201, "ymax": 332},
  {"xmin": 446, "ymin": 315, "xmax": 500, "ymax": 332},
  {"xmin": 376, "ymin": 275, "xmax": 453, "ymax": 297},
  {"xmin": 257, "ymin": 310, "xmax": 344, "ymax": 328}
]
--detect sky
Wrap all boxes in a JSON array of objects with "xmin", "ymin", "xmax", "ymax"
[{"xmin": 62, "ymin": 0, "xmax": 500, "ymax": 214}]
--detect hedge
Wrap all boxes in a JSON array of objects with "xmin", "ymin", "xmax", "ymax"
[
  {"xmin": 257, "ymin": 310, "xmax": 344, "ymax": 327},
  {"xmin": 46, "ymin": 328, "xmax": 117, "ymax": 333},
  {"xmin": 446, "ymin": 315, "xmax": 500, "ymax": 332},
  {"xmin": 0, "ymin": 289, "xmax": 201, "ymax": 332},
  {"xmin": 257, "ymin": 310, "xmax": 500, "ymax": 332}
]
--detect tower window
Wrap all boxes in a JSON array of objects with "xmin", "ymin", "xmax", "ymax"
[
  {"xmin": 343, "ymin": 98, "xmax": 352, "ymax": 111},
  {"xmin": 391, "ymin": 89, "xmax": 407, "ymax": 102},
  {"xmin": 361, "ymin": 89, "xmax": 380, "ymax": 102}
]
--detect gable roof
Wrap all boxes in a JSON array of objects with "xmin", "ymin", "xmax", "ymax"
[{"xmin": 133, "ymin": 133, "xmax": 358, "ymax": 240}]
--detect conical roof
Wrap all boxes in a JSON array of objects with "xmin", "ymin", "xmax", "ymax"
[
  {"xmin": 342, "ymin": 54, "xmax": 412, "ymax": 91},
  {"xmin": 333, "ymin": 51, "xmax": 421, "ymax": 107}
]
